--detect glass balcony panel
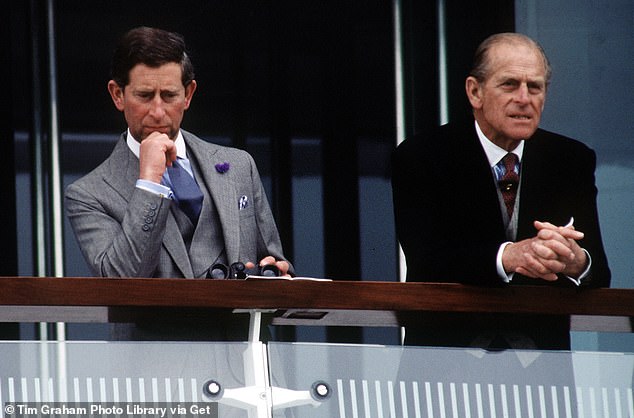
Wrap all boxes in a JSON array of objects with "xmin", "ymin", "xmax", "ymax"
[
  {"xmin": 0, "ymin": 341, "xmax": 262, "ymax": 418},
  {"xmin": 268, "ymin": 342, "xmax": 634, "ymax": 417}
]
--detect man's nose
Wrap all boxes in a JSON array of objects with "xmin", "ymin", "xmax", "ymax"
[
  {"xmin": 514, "ymin": 84, "xmax": 530, "ymax": 103},
  {"xmin": 148, "ymin": 96, "xmax": 166, "ymax": 118}
]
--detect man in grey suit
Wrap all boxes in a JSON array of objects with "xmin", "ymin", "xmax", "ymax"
[{"xmin": 65, "ymin": 27, "xmax": 291, "ymax": 340}]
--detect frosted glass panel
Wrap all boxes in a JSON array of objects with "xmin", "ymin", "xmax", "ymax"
[
  {"xmin": 268, "ymin": 342, "xmax": 634, "ymax": 417},
  {"xmin": 0, "ymin": 341, "xmax": 257, "ymax": 417}
]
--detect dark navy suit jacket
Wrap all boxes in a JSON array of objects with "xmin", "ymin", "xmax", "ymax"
[{"xmin": 391, "ymin": 122, "xmax": 611, "ymax": 348}]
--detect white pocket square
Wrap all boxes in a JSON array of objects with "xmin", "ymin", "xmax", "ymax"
[{"xmin": 239, "ymin": 195, "xmax": 249, "ymax": 210}]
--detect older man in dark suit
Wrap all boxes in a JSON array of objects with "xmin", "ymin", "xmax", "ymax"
[{"xmin": 392, "ymin": 33, "xmax": 610, "ymax": 349}]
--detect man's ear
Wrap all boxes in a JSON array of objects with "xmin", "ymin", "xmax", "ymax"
[
  {"xmin": 107, "ymin": 80, "xmax": 125, "ymax": 111},
  {"xmin": 183, "ymin": 80, "xmax": 197, "ymax": 110},
  {"xmin": 465, "ymin": 76, "xmax": 483, "ymax": 110}
]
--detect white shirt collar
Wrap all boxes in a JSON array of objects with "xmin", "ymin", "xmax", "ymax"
[
  {"xmin": 475, "ymin": 120, "xmax": 525, "ymax": 167},
  {"xmin": 125, "ymin": 129, "xmax": 187, "ymax": 159}
]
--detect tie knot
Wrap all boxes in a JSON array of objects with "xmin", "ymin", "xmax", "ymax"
[{"xmin": 497, "ymin": 153, "xmax": 519, "ymax": 185}]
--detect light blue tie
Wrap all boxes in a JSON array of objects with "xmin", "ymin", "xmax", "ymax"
[{"xmin": 166, "ymin": 159, "xmax": 203, "ymax": 224}]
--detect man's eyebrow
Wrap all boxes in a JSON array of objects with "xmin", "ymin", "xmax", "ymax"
[
  {"xmin": 497, "ymin": 75, "xmax": 545, "ymax": 83},
  {"xmin": 496, "ymin": 76, "xmax": 519, "ymax": 83}
]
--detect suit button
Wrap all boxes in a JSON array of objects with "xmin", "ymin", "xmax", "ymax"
[
  {"xmin": 147, "ymin": 210, "xmax": 156, "ymax": 216},
  {"xmin": 144, "ymin": 217, "xmax": 153, "ymax": 224},
  {"xmin": 149, "ymin": 203, "xmax": 158, "ymax": 210},
  {"xmin": 142, "ymin": 224, "xmax": 151, "ymax": 231}
]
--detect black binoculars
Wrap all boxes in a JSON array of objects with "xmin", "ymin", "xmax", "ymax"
[{"xmin": 206, "ymin": 261, "xmax": 280, "ymax": 280}]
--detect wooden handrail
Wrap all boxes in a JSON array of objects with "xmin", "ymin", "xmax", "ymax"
[{"xmin": 0, "ymin": 276, "xmax": 633, "ymax": 316}]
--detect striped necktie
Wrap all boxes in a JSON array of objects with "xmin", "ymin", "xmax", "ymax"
[{"xmin": 497, "ymin": 153, "xmax": 519, "ymax": 217}]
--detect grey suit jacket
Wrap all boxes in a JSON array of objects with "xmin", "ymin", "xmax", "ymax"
[{"xmin": 65, "ymin": 130, "xmax": 290, "ymax": 279}]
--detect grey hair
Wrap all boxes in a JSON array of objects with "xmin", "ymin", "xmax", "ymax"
[{"xmin": 469, "ymin": 33, "xmax": 552, "ymax": 85}]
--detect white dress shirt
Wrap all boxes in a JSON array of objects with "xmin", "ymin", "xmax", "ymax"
[{"xmin": 474, "ymin": 121, "xmax": 589, "ymax": 285}]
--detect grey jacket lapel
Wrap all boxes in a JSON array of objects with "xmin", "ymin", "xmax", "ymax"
[
  {"xmin": 102, "ymin": 136, "xmax": 139, "ymax": 202},
  {"xmin": 104, "ymin": 135, "xmax": 194, "ymax": 278},
  {"xmin": 184, "ymin": 132, "xmax": 241, "ymax": 264}
]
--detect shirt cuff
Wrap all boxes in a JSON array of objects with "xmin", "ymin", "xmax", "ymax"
[
  {"xmin": 565, "ymin": 248, "xmax": 592, "ymax": 286},
  {"xmin": 496, "ymin": 242, "xmax": 592, "ymax": 286},
  {"xmin": 136, "ymin": 179, "xmax": 173, "ymax": 199},
  {"xmin": 496, "ymin": 241, "xmax": 514, "ymax": 283}
]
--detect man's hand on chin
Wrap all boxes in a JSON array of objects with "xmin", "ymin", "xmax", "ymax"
[{"xmin": 138, "ymin": 132, "xmax": 177, "ymax": 183}]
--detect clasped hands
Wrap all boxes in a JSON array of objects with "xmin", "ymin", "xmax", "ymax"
[{"xmin": 503, "ymin": 219, "xmax": 588, "ymax": 281}]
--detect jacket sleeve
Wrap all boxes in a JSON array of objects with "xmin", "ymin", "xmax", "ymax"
[{"xmin": 65, "ymin": 181, "xmax": 172, "ymax": 278}]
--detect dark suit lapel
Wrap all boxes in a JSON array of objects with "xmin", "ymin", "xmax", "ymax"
[
  {"xmin": 463, "ymin": 126, "xmax": 506, "ymax": 227},
  {"xmin": 516, "ymin": 129, "xmax": 571, "ymax": 239},
  {"xmin": 449, "ymin": 124, "xmax": 509, "ymax": 245},
  {"xmin": 517, "ymin": 136, "xmax": 537, "ymax": 239}
]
